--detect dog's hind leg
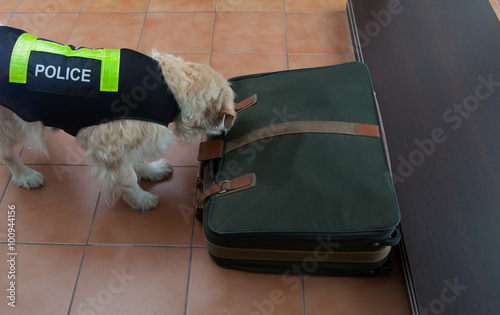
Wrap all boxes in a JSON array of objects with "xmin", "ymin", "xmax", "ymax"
[
  {"xmin": 76, "ymin": 120, "xmax": 172, "ymax": 211},
  {"xmin": 0, "ymin": 109, "xmax": 45, "ymax": 189}
]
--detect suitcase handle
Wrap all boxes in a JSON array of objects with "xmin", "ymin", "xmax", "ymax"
[{"xmin": 234, "ymin": 94, "xmax": 258, "ymax": 112}]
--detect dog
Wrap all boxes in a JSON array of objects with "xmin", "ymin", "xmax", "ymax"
[{"xmin": 0, "ymin": 25, "xmax": 236, "ymax": 212}]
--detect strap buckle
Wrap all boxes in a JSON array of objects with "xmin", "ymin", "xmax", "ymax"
[{"xmin": 219, "ymin": 180, "xmax": 229, "ymax": 194}]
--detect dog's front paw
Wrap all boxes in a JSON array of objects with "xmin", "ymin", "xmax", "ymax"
[
  {"xmin": 136, "ymin": 159, "xmax": 173, "ymax": 182},
  {"xmin": 125, "ymin": 191, "xmax": 159, "ymax": 212},
  {"xmin": 13, "ymin": 168, "xmax": 45, "ymax": 189}
]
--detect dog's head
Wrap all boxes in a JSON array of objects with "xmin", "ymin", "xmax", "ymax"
[{"xmin": 153, "ymin": 53, "xmax": 236, "ymax": 142}]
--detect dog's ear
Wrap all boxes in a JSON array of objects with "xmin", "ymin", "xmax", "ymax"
[{"xmin": 217, "ymin": 87, "xmax": 236, "ymax": 129}]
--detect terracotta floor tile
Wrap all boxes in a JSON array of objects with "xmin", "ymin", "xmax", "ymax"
[
  {"xmin": 0, "ymin": 13, "xmax": 11, "ymax": 23},
  {"xmin": 148, "ymin": 0, "xmax": 216, "ymax": 12},
  {"xmin": 288, "ymin": 53, "xmax": 354, "ymax": 70},
  {"xmin": 0, "ymin": 0, "xmax": 19, "ymax": 12},
  {"xmin": 138, "ymin": 13, "xmax": 213, "ymax": 53},
  {"xmin": 0, "ymin": 147, "xmax": 27, "ymax": 198},
  {"xmin": 173, "ymin": 53, "xmax": 211, "ymax": 65},
  {"xmin": 165, "ymin": 137, "xmax": 200, "ymax": 167},
  {"xmin": 0, "ymin": 244, "xmax": 84, "ymax": 314},
  {"xmin": 187, "ymin": 248, "xmax": 305, "ymax": 315},
  {"xmin": 8, "ymin": 13, "xmax": 77, "ymax": 44},
  {"xmin": 490, "ymin": 0, "xmax": 500, "ymax": 10},
  {"xmin": 69, "ymin": 13, "xmax": 145, "ymax": 49},
  {"xmin": 0, "ymin": 165, "xmax": 99, "ymax": 244},
  {"xmin": 88, "ymin": 167, "xmax": 197, "ymax": 245},
  {"xmin": 16, "ymin": 0, "xmax": 83, "ymax": 12},
  {"xmin": 192, "ymin": 219, "xmax": 205, "ymax": 246},
  {"xmin": 286, "ymin": 12, "xmax": 352, "ymax": 54},
  {"xmin": 81, "ymin": 0, "xmax": 148, "ymax": 12},
  {"xmin": 20, "ymin": 129, "xmax": 86, "ymax": 165},
  {"xmin": 213, "ymin": 13, "xmax": 286, "ymax": 53},
  {"xmin": 70, "ymin": 246, "xmax": 190, "ymax": 315},
  {"xmin": 0, "ymin": 165, "xmax": 11, "ymax": 194},
  {"xmin": 304, "ymin": 251, "xmax": 411, "ymax": 315},
  {"xmin": 285, "ymin": 0, "xmax": 347, "ymax": 11},
  {"xmin": 211, "ymin": 53, "xmax": 288, "ymax": 79},
  {"xmin": 217, "ymin": 0, "xmax": 283, "ymax": 12}
]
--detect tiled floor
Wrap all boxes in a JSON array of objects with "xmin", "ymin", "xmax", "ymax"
[
  {"xmin": 0, "ymin": 1, "xmax": 413, "ymax": 314},
  {"xmin": 491, "ymin": 0, "xmax": 500, "ymax": 18}
]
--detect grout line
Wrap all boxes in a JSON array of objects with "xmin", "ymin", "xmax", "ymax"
[
  {"xmin": 0, "ymin": 242, "xmax": 86, "ymax": 246},
  {"xmin": 67, "ymin": 11, "xmax": 214, "ymax": 14},
  {"xmin": 283, "ymin": 10, "xmax": 347, "ymax": 13},
  {"xmin": 87, "ymin": 243, "xmax": 198, "ymax": 248},
  {"xmin": 208, "ymin": 0, "xmax": 217, "ymax": 66},
  {"xmin": 62, "ymin": 11, "xmax": 150, "ymax": 14},
  {"xmin": 149, "ymin": 11, "xmax": 215, "ymax": 13},
  {"xmin": 136, "ymin": 0, "xmax": 151, "ymax": 51},
  {"xmin": 140, "ymin": 52, "xmax": 355, "ymax": 56},
  {"xmin": 208, "ymin": 52, "xmax": 288, "ymax": 55},
  {"xmin": 67, "ymin": 191, "xmax": 101, "ymax": 315},
  {"xmin": 2, "ymin": 10, "xmax": 349, "ymax": 15},
  {"xmin": 287, "ymin": 52, "xmax": 353, "ymax": 55},
  {"xmin": 302, "ymin": 275, "xmax": 307, "ymax": 315},
  {"xmin": 5, "ymin": 0, "xmax": 21, "ymax": 24},
  {"xmin": 65, "ymin": 0, "xmax": 86, "ymax": 44},
  {"xmin": 345, "ymin": 9, "xmax": 357, "ymax": 62},
  {"xmin": 0, "ymin": 241, "xmax": 205, "ymax": 248},
  {"xmin": 184, "ymin": 246, "xmax": 194, "ymax": 315},
  {"xmin": 0, "ymin": 173, "xmax": 13, "ymax": 206},
  {"xmin": 215, "ymin": 10, "xmax": 346, "ymax": 13},
  {"xmin": 210, "ymin": 52, "xmax": 354, "ymax": 55},
  {"xmin": 1, "ymin": 146, "xmax": 26, "ymax": 205},
  {"xmin": 183, "ymin": 138, "xmax": 205, "ymax": 315},
  {"xmin": 283, "ymin": 0, "xmax": 289, "ymax": 70},
  {"xmin": 184, "ymin": 206, "xmax": 198, "ymax": 314},
  {"xmin": 10, "ymin": 11, "xmax": 82, "ymax": 14}
]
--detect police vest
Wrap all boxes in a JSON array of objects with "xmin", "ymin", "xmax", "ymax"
[{"xmin": 0, "ymin": 26, "xmax": 180, "ymax": 136}]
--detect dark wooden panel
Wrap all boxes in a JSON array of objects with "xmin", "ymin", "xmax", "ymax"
[{"xmin": 349, "ymin": 0, "xmax": 500, "ymax": 314}]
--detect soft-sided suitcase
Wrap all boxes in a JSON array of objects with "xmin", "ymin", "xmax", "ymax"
[{"xmin": 195, "ymin": 62, "xmax": 401, "ymax": 276}]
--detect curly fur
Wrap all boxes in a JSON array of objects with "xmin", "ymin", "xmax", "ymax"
[{"xmin": 153, "ymin": 52, "xmax": 235, "ymax": 142}]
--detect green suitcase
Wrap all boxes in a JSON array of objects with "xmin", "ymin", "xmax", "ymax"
[{"xmin": 196, "ymin": 62, "xmax": 401, "ymax": 276}]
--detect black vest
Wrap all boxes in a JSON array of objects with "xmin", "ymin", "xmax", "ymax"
[{"xmin": 0, "ymin": 26, "xmax": 180, "ymax": 136}]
